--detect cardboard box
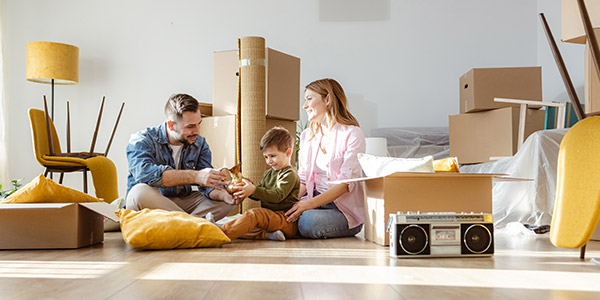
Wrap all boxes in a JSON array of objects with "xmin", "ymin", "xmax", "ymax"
[
  {"xmin": 0, "ymin": 202, "xmax": 119, "ymax": 249},
  {"xmin": 212, "ymin": 48, "xmax": 301, "ymax": 121},
  {"xmin": 585, "ymin": 28, "xmax": 600, "ymax": 115},
  {"xmin": 198, "ymin": 102, "xmax": 212, "ymax": 117},
  {"xmin": 459, "ymin": 67, "xmax": 542, "ymax": 114},
  {"xmin": 334, "ymin": 172, "xmax": 498, "ymax": 246},
  {"xmin": 449, "ymin": 107, "xmax": 546, "ymax": 164},
  {"xmin": 199, "ymin": 115, "xmax": 297, "ymax": 169},
  {"xmin": 561, "ymin": 0, "xmax": 600, "ymax": 44}
]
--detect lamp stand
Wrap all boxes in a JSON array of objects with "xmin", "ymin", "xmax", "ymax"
[{"xmin": 51, "ymin": 79, "xmax": 55, "ymax": 120}]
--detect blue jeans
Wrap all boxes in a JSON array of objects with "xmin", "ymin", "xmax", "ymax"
[{"xmin": 298, "ymin": 202, "xmax": 363, "ymax": 239}]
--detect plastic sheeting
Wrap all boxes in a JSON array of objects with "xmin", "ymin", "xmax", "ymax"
[
  {"xmin": 373, "ymin": 127, "xmax": 567, "ymax": 229},
  {"xmin": 370, "ymin": 127, "xmax": 450, "ymax": 159},
  {"xmin": 460, "ymin": 129, "xmax": 567, "ymax": 228}
]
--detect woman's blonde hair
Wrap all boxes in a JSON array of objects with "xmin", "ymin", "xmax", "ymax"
[{"xmin": 305, "ymin": 78, "xmax": 359, "ymax": 136}]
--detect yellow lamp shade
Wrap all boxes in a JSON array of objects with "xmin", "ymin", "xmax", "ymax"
[{"xmin": 26, "ymin": 41, "xmax": 79, "ymax": 85}]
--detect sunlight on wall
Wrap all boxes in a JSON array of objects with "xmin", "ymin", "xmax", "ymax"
[{"xmin": 0, "ymin": 260, "xmax": 127, "ymax": 279}]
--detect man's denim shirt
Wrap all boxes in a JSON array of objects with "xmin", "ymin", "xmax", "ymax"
[{"xmin": 126, "ymin": 122, "xmax": 214, "ymax": 198}]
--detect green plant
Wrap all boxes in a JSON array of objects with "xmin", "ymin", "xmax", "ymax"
[
  {"xmin": 0, "ymin": 179, "xmax": 23, "ymax": 200},
  {"xmin": 295, "ymin": 120, "xmax": 308, "ymax": 168}
]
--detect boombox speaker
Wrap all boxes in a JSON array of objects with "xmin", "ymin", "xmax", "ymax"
[{"xmin": 389, "ymin": 212, "xmax": 494, "ymax": 258}]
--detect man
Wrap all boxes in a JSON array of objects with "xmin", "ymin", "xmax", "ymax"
[{"xmin": 126, "ymin": 93, "xmax": 239, "ymax": 220}]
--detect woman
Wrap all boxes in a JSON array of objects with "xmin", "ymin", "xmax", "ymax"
[{"xmin": 285, "ymin": 78, "xmax": 365, "ymax": 238}]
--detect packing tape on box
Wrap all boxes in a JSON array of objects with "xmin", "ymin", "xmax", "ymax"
[{"xmin": 240, "ymin": 58, "xmax": 266, "ymax": 67}]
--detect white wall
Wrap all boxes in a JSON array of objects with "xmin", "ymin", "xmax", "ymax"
[{"xmin": 3, "ymin": 0, "xmax": 578, "ymax": 198}]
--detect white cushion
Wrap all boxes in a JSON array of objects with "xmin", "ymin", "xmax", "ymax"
[{"xmin": 357, "ymin": 153, "xmax": 435, "ymax": 177}]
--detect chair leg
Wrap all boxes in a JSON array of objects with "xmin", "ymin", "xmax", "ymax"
[
  {"xmin": 59, "ymin": 172, "xmax": 64, "ymax": 184},
  {"xmin": 581, "ymin": 244, "xmax": 587, "ymax": 260},
  {"xmin": 44, "ymin": 168, "xmax": 49, "ymax": 177},
  {"xmin": 83, "ymin": 169, "xmax": 88, "ymax": 194},
  {"xmin": 49, "ymin": 172, "xmax": 53, "ymax": 180}
]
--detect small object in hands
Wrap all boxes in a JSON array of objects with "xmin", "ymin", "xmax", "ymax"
[{"xmin": 220, "ymin": 164, "xmax": 244, "ymax": 195}]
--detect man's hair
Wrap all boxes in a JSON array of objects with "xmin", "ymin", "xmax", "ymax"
[
  {"xmin": 164, "ymin": 94, "xmax": 199, "ymax": 121},
  {"xmin": 260, "ymin": 126, "xmax": 294, "ymax": 153}
]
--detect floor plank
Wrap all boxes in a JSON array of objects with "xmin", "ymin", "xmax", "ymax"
[{"xmin": 0, "ymin": 232, "xmax": 599, "ymax": 299}]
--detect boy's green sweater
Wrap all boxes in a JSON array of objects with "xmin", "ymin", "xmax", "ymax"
[{"xmin": 250, "ymin": 165, "xmax": 300, "ymax": 212}]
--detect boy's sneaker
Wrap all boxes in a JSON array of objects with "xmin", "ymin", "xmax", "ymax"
[{"xmin": 268, "ymin": 230, "xmax": 286, "ymax": 241}]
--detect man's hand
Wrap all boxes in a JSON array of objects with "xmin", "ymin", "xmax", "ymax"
[
  {"xmin": 233, "ymin": 178, "xmax": 256, "ymax": 201},
  {"xmin": 223, "ymin": 192, "xmax": 242, "ymax": 205},
  {"xmin": 210, "ymin": 189, "xmax": 243, "ymax": 205},
  {"xmin": 196, "ymin": 168, "xmax": 227, "ymax": 190}
]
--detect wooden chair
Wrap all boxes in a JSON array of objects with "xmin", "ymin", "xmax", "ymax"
[
  {"xmin": 28, "ymin": 96, "xmax": 124, "ymax": 202},
  {"xmin": 493, "ymin": 98, "xmax": 568, "ymax": 150}
]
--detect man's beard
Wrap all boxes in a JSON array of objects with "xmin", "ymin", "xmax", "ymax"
[{"xmin": 178, "ymin": 134, "xmax": 197, "ymax": 145}]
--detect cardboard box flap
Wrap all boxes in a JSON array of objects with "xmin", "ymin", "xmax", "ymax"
[
  {"xmin": 329, "ymin": 172, "xmax": 513, "ymax": 185},
  {"xmin": 0, "ymin": 203, "xmax": 75, "ymax": 209},
  {"xmin": 79, "ymin": 202, "xmax": 120, "ymax": 222}
]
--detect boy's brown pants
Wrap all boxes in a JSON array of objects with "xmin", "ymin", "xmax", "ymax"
[{"xmin": 221, "ymin": 207, "xmax": 298, "ymax": 240}]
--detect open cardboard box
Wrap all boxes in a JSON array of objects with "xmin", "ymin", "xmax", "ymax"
[
  {"xmin": 0, "ymin": 202, "xmax": 119, "ymax": 250},
  {"xmin": 332, "ymin": 172, "xmax": 518, "ymax": 246}
]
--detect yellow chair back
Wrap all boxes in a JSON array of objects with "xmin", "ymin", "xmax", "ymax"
[{"xmin": 550, "ymin": 116, "xmax": 600, "ymax": 248}]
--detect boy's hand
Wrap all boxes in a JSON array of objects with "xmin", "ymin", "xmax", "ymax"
[{"xmin": 233, "ymin": 178, "xmax": 256, "ymax": 201}]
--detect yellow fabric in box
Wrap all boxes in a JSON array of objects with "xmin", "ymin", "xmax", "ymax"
[
  {"xmin": 116, "ymin": 209, "xmax": 231, "ymax": 249},
  {"xmin": 433, "ymin": 157, "xmax": 460, "ymax": 173},
  {"xmin": 1, "ymin": 174, "xmax": 103, "ymax": 203}
]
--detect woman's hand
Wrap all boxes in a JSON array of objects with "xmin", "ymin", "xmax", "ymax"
[{"xmin": 285, "ymin": 200, "xmax": 313, "ymax": 222}]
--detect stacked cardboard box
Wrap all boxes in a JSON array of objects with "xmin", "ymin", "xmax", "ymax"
[
  {"xmin": 450, "ymin": 67, "xmax": 545, "ymax": 164},
  {"xmin": 200, "ymin": 115, "xmax": 297, "ymax": 169},
  {"xmin": 562, "ymin": 0, "xmax": 600, "ymax": 114},
  {"xmin": 205, "ymin": 47, "xmax": 300, "ymax": 212}
]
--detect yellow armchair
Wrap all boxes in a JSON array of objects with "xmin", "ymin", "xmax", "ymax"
[{"xmin": 28, "ymin": 101, "xmax": 121, "ymax": 203}]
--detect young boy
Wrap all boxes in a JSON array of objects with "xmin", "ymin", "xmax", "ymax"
[{"xmin": 220, "ymin": 126, "xmax": 300, "ymax": 241}]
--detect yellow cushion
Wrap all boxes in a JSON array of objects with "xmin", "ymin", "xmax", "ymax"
[
  {"xmin": 433, "ymin": 157, "xmax": 460, "ymax": 173},
  {"xmin": 116, "ymin": 209, "xmax": 231, "ymax": 249},
  {"xmin": 1, "ymin": 174, "xmax": 103, "ymax": 203}
]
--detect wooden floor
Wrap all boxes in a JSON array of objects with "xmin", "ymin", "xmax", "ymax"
[{"xmin": 1, "ymin": 231, "xmax": 600, "ymax": 300}]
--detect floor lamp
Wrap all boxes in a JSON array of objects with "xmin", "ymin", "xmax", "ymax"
[{"xmin": 26, "ymin": 41, "xmax": 79, "ymax": 120}]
